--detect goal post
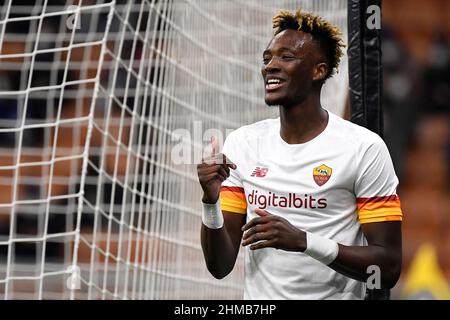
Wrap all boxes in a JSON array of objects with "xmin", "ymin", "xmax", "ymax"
[{"xmin": 0, "ymin": 0, "xmax": 349, "ymax": 299}]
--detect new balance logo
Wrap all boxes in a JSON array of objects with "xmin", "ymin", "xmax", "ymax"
[{"xmin": 251, "ymin": 167, "xmax": 268, "ymax": 178}]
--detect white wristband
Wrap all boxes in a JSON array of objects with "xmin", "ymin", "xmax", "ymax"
[
  {"xmin": 304, "ymin": 232, "xmax": 339, "ymax": 265},
  {"xmin": 201, "ymin": 200, "xmax": 224, "ymax": 229}
]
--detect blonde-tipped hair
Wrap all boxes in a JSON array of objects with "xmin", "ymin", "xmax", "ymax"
[{"xmin": 272, "ymin": 9, "xmax": 345, "ymax": 80}]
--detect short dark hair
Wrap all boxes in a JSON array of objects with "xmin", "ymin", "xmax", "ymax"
[{"xmin": 272, "ymin": 9, "xmax": 345, "ymax": 80}]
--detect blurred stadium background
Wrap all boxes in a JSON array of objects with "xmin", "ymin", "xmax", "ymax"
[
  {"xmin": 383, "ymin": 0, "xmax": 449, "ymax": 300},
  {"xmin": 0, "ymin": 0, "xmax": 448, "ymax": 299}
]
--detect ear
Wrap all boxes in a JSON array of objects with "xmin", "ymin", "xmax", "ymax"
[{"xmin": 313, "ymin": 62, "xmax": 328, "ymax": 82}]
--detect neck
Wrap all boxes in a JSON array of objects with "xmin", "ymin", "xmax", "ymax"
[{"xmin": 279, "ymin": 90, "xmax": 328, "ymax": 144}]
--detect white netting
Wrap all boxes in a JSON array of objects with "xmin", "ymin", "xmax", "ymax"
[{"xmin": 0, "ymin": 0, "xmax": 348, "ymax": 299}]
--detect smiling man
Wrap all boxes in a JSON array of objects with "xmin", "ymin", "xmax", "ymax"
[{"xmin": 197, "ymin": 9, "xmax": 402, "ymax": 300}]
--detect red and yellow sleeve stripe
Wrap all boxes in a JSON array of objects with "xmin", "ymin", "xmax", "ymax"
[
  {"xmin": 220, "ymin": 186, "xmax": 247, "ymax": 214},
  {"xmin": 356, "ymin": 195, "xmax": 402, "ymax": 224}
]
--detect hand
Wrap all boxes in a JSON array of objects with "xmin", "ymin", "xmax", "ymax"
[
  {"xmin": 241, "ymin": 208, "xmax": 307, "ymax": 251},
  {"xmin": 197, "ymin": 136, "xmax": 236, "ymax": 204}
]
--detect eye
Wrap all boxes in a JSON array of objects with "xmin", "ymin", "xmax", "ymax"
[
  {"xmin": 262, "ymin": 57, "xmax": 271, "ymax": 64},
  {"xmin": 281, "ymin": 55, "xmax": 295, "ymax": 60}
]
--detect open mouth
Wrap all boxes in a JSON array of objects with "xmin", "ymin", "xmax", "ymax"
[{"xmin": 265, "ymin": 78, "xmax": 285, "ymax": 91}]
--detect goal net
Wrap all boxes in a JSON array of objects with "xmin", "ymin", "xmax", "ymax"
[{"xmin": 0, "ymin": 0, "xmax": 348, "ymax": 299}]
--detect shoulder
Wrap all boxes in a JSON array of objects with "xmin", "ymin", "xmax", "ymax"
[
  {"xmin": 225, "ymin": 117, "xmax": 279, "ymax": 144},
  {"xmin": 222, "ymin": 118, "xmax": 278, "ymax": 162},
  {"xmin": 328, "ymin": 114, "xmax": 394, "ymax": 178},
  {"xmin": 328, "ymin": 112, "xmax": 386, "ymax": 153}
]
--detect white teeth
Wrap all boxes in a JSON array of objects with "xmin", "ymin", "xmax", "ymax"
[
  {"xmin": 267, "ymin": 79, "xmax": 281, "ymax": 84},
  {"xmin": 266, "ymin": 78, "xmax": 282, "ymax": 89}
]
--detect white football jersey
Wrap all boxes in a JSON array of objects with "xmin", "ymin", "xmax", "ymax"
[{"xmin": 220, "ymin": 111, "xmax": 402, "ymax": 300}]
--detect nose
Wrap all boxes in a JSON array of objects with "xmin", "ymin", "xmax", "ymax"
[{"xmin": 262, "ymin": 57, "xmax": 281, "ymax": 75}]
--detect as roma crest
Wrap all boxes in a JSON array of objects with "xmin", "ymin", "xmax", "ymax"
[{"xmin": 313, "ymin": 164, "xmax": 332, "ymax": 186}]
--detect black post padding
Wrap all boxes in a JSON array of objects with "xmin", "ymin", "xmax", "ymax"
[
  {"xmin": 347, "ymin": 0, "xmax": 383, "ymax": 136},
  {"xmin": 363, "ymin": 0, "xmax": 383, "ymax": 136},
  {"xmin": 348, "ymin": 0, "xmax": 389, "ymax": 300},
  {"xmin": 347, "ymin": 0, "xmax": 365, "ymax": 127}
]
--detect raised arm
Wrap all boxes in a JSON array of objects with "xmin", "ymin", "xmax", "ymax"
[
  {"xmin": 197, "ymin": 136, "xmax": 246, "ymax": 279},
  {"xmin": 201, "ymin": 211, "xmax": 246, "ymax": 279}
]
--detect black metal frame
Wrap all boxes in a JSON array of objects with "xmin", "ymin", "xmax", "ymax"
[
  {"xmin": 347, "ymin": 0, "xmax": 389, "ymax": 300},
  {"xmin": 348, "ymin": 0, "xmax": 383, "ymax": 137}
]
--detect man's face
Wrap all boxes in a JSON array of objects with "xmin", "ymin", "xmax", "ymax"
[{"xmin": 261, "ymin": 29, "xmax": 323, "ymax": 106}]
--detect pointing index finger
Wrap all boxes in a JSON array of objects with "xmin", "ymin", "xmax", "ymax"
[{"xmin": 211, "ymin": 136, "xmax": 218, "ymax": 157}]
